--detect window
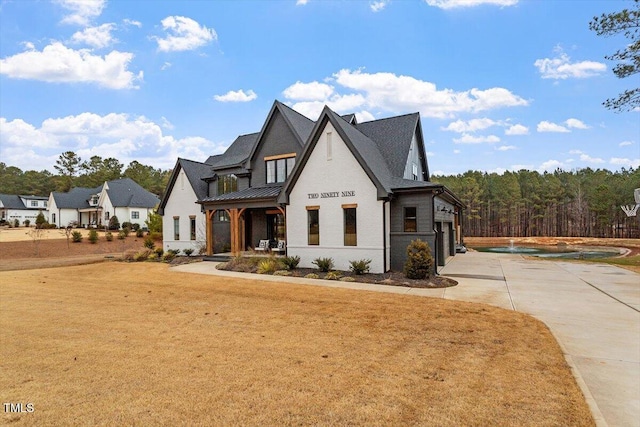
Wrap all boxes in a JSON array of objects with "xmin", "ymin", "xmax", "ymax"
[
  {"xmin": 412, "ymin": 163, "xmax": 419, "ymax": 180},
  {"xmin": 215, "ymin": 211, "xmax": 230, "ymax": 222},
  {"xmin": 173, "ymin": 217, "xmax": 180, "ymax": 240},
  {"xmin": 190, "ymin": 216, "xmax": 196, "ymax": 240},
  {"xmin": 343, "ymin": 206, "xmax": 357, "ymax": 246},
  {"xmin": 265, "ymin": 154, "xmax": 296, "ymax": 184},
  {"xmin": 105, "ymin": 211, "xmax": 110, "ymax": 221},
  {"xmin": 404, "ymin": 207, "xmax": 417, "ymax": 232},
  {"xmin": 327, "ymin": 132, "xmax": 332, "ymax": 160},
  {"xmin": 31, "ymin": 200, "xmax": 38, "ymax": 207},
  {"xmin": 44, "ymin": 201, "xmax": 47, "ymax": 207},
  {"xmin": 307, "ymin": 207, "xmax": 319, "ymax": 245},
  {"xmin": 217, "ymin": 174, "xmax": 237, "ymax": 195},
  {"xmin": 131, "ymin": 211, "xmax": 139, "ymax": 219},
  {"xmin": 52, "ymin": 213, "xmax": 56, "ymax": 223}
]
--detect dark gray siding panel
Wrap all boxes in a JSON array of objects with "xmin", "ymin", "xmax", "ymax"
[
  {"xmin": 212, "ymin": 220, "xmax": 230, "ymax": 253},
  {"xmin": 249, "ymin": 210, "xmax": 267, "ymax": 248},
  {"xmin": 390, "ymin": 232, "xmax": 436, "ymax": 272},
  {"xmin": 251, "ymin": 112, "xmax": 303, "ymax": 187},
  {"xmin": 389, "ymin": 192, "xmax": 436, "ymax": 272},
  {"xmin": 238, "ymin": 177, "xmax": 250, "ymax": 192}
]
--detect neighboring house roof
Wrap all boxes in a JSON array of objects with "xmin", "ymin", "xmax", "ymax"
[
  {"xmin": 157, "ymin": 158, "xmax": 212, "ymax": 215},
  {"xmin": 19, "ymin": 195, "xmax": 49, "ymax": 201},
  {"xmin": 0, "ymin": 194, "xmax": 26, "ymax": 209},
  {"xmin": 105, "ymin": 178, "xmax": 160, "ymax": 207},
  {"xmin": 199, "ymin": 186, "xmax": 282, "ymax": 203},
  {"xmin": 51, "ymin": 186, "xmax": 102, "ymax": 209}
]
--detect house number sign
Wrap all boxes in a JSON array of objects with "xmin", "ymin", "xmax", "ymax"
[{"xmin": 307, "ymin": 191, "xmax": 355, "ymax": 199}]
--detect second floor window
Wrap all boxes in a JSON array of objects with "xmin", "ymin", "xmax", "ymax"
[
  {"xmin": 217, "ymin": 174, "xmax": 238, "ymax": 195},
  {"xmin": 266, "ymin": 156, "xmax": 295, "ymax": 184}
]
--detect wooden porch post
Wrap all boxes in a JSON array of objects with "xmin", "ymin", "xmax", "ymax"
[{"xmin": 206, "ymin": 210, "xmax": 215, "ymax": 256}]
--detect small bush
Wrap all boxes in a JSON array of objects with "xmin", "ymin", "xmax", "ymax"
[
  {"xmin": 281, "ymin": 255, "xmax": 300, "ymax": 270},
  {"xmin": 121, "ymin": 221, "xmax": 132, "ymax": 230},
  {"xmin": 325, "ymin": 271, "xmax": 342, "ymax": 280},
  {"xmin": 257, "ymin": 258, "xmax": 280, "ymax": 274},
  {"xmin": 117, "ymin": 230, "xmax": 127, "ymax": 240},
  {"xmin": 122, "ymin": 227, "xmax": 131, "ymax": 237},
  {"xmin": 122, "ymin": 249, "xmax": 137, "ymax": 261},
  {"xmin": 312, "ymin": 257, "xmax": 334, "ymax": 272},
  {"xmin": 88, "ymin": 229, "xmax": 98, "ymax": 244},
  {"xmin": 339, "ymin": 276, "xmax": 356, "ymax": 282},
  {"xmin": 143, "ymin": 237, "xmax": 155, "ymax": 249},
  {"xmin": 149, "ymin": 231, "xmax": 162, "ymax": 241},
  {"xmin": 403, "ymin": 239, "xmax": 433, "ymax": 280},
  {"xmin": 273, "ymin": 270, "xmax": 292, "ymax": 276},
  {"xmin": 154, "ymin": 247, "xmax": 164, "ymax": 257},
  {"xmin": 148, "ymin": 253, "xmax": 158, "ymax": 261},
  {"xmin": 23, "ymin": 219, "xmax": 31, "ymax": 227},
  {"xmin": 136, "ymin": 228, "xmax": 144, "ymax": 238},
  {"xmin": 13, "ymin": 219, "xmax": 20, "ymax": 227},
  {"xmin": 35, "ymin": 212, "xmax": 47, "ymax": 229},
  {"xmin": 131, "ymin": 223, "xmax": 140, "ymax": 231},
  {"xmin": 163, "ymin": 252, "xmax": 177, "ymax": 262},
  {"xmin": 304, "ymin": 273, "xmax": 319, "ymax": 279},
  {"xmin": 105, "ymin": 231, "xmax": 113, "ymax": 241},
  {"xmin": 134, "ymin": 249, "xmax": 152, "ymax": 262},
  {"xmin": 183, "ymin": 248, "xmax": 194, "ymax": 257},
  {"xmin": 167, "ymin": 249, "xmax": 180, "ymax": 255},
  {"xmin": 349, "ymin": 259, "xmax": 371, "ymax": 275},
  {"xmin": 72, "ymin": 231, "xmax": 83, "ymax": 243},
  {"xmin": 108, "ymin": 215, "xmax": 120, "ymax": 231}
]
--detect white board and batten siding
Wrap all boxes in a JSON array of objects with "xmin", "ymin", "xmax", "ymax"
[
  {"xmin": 162, "ymin": 168, "xmax": 206, "ymax": 252},
  {"xmin": 287, "ymin": 122, "xmax": 387, "ymax": 273}
]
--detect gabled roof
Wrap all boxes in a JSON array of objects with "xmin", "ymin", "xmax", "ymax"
[
  {"xmin": 208, "ymin": 132, "xmax": 259, "ymax": 171},
  {"xmin": 51, "ymin": 186, "xmax": 102, "ymax": 209},
  {"xmin": 105, "ymin": 178, "xmax": 160, "ymax": 208},
  {"xmin": 356, "ymin": 113, "xmax": 425, "ymax": 178},
  {"xmin": 19, "ymin": 195, "xmax": 49, "ymax": 200},
  {"xmin": 0, "ymin": 194, "xmax": 27, "ymax": 209},
  {"xmin": 158, "ymin": 158, "xmax": 212, "ymax": 214},
  {"xmin": 246, "ymin": 101, "xmax": 315, "ymax": 170}
]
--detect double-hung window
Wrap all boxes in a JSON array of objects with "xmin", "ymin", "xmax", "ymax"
[{"xmin": 404, "ymin": 207, "xmax": 417, "ymax": 232}]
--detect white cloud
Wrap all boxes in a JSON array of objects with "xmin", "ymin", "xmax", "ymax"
[
  {"xmin": 453, "ymin": 149, "xmax": 461, "ymax": 154},
  {"xmin": 355, "ymin": 110, "xmax": 375, "ymax": 122},
  {"xmin": 71, "ymin": 23, "xmax": 116, "ymax": 48},
  {"xmin": 537, "ymin": 121, "xmax": 569, "ymax": 133},
  {"xmin": 21, "ymin": 41, "xmax": 35, "ymax": 50},
  {"xmin": 286, "ymin": 69, "xmax": 527, "ymax": 119},
  {"xmin": 160, "ymin": 117, "xmax": 174, "ymax": 130},
  {"xmin": 296, "ymin": 0, "xmax": 309, "ymax": 4},
  {"xmin": 0, "ymin": 113, "xmax": 228, "ymax": 171},
  {"xmin": 619, "ymin": 140, "xmax": 634, "ymax": 147},
  {"xmin": 425, "ymin": 0, "xmax": 518, "ymax": 9},
  {"xmin": 579, "ymin": 153, "xmax": 604, "ymax": 164},
  {"xmin": 160, "ymin": 62, "xmax": 172, "ymax": 70},
  {"xmin": 286, "ymin": 94, "xmax": 367, "ymax": 120},
  {"xmin": 56, "ymin": 0, "xmax": 106, "ymax": 26},
  {"xmin": 123, "ymin": 18, "xmax": 142, "ymax": 28},
  {"xmin": 569, "ymin": 149, "xmax": 583, "ymax": 155},
  {"xmin": 505, "ymin": 124, "xmax": 528, "ymax": 135},
  {"xmin": 370, "ymin": 1, "xmax": 389, "ymax": 12},
  {"xmin": 154, "ymin": 16, "xmax": 217, "ymax": 52},
  {"xmin": 534, "ymin": 50, "xmax": 606, "ymax": 79},
  {"xmin": 538, "ymin": 159, "xmax": 564, "ymax": 172},
  {"xmin": 0, "ymin": 42, "xmax": 141, "ymax": 89},
  {"xmin": 496, "ymin": 145, "xmax": 516, "ymax": 151},
  {"xmin": 214, "ymin": 89, "xmax": 257, "ymax": 102},
  {"xmin": 282, "ymin": 81, "xmax": 334, "ymax": 101},
  {"xmin": 442, "ymin": 118, "xmax": 498, "ymax": 133},
  {"xmin": 511, "ymin": 164, "xmax": 534, "ymax": 171},
  {"xmin": 610, "ymin": 157, "xmax": 640, "ymax": 167},
  {"xmin": 565, "ymin": 118, "xmax": 590, "ymax": 129},
  {"xmin": 453, "ymin": 133, "xmax": 500, "ymax": 144}
]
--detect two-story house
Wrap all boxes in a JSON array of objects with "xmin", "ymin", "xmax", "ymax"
[{"xmin": 0, "ymin": 194, "xmax": 49, "ymax": 225}]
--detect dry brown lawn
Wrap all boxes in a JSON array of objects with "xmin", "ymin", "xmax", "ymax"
[{"xmin": 0, "ymin": 262, "xmax": 593, "ymax": 426}]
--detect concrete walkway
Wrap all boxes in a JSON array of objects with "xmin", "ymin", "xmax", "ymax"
[{"xmin": 172, "ymin": 252, "xmax": 640, "ymax": 427}]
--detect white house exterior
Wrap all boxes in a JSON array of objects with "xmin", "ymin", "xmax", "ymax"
[
  {"xmin": 0, "ymin": 194, "xmax": 49, "ymax": 225},
  {"xmin": 158, "ymin": 159, "xmax": 212, "ymax": 253}
]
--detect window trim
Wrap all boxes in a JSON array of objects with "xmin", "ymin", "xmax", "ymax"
[
  {"xmin": 173, "ymin": 216, "xmax": 180, "ymax": 241},
  {"xmin": 404, "ymin": 207, "xmax": 417, "ymax": 232},
  {"xmin": 189, "ymin": 216, "xmax": 196, "ymax": 241},
  {"xmin": 307, "ymin": 206, "xmax": 319, "ymax": 246},
  {"xmin": 343, "ymin": 205, "xmax": 357, "ymax": 246},
  {"xmin": 266, "ymin": 155, "xmax": 296, "ymax": 184}
]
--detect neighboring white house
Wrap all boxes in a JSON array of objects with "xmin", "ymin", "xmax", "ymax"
[
  {"xmin": 0, "ymin": 194, "xmax": 49, "ymax": 225},
  {"xmin": 48, "ymin": 178, "xmax": 160, "ymax": 229},
  {"xmin": 158, "ymin": 158, "xmax": 214, "ymax": 253}
]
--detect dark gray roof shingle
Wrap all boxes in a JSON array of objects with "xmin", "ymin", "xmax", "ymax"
[
  {"xmin": 277, "ymin": 101, "xmax": 315, "ymax": 143},
  {"xmin": 0, "ymin": 194, "xmax": 26, "ymax": 209},
  {"xmin": 105, "ymin": 178, "xmax": 160, "ymax": 207},
  {"xmin": 208, "ymin": 133, "xmax": 259, "ymax": 170},
  {"xmin": 51, "ymin": 186, "xmax": 102, "ymax": 209},
  {"xmin": 177, "ymin": 158, "xmax": 212, "ymax": 200}
]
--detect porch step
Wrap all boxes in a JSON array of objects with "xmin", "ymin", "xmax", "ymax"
[{"xmin": 203, "ymin": 255, "xmax": 231, "ymax": 262}]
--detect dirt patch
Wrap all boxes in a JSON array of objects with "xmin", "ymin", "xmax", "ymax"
[{"xmin": 0, "ymin": 263, "xmax": 594, "ymax": 426}]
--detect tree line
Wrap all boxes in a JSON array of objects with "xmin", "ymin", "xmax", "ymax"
[
  {"xmin": 0, "ymin": 151, "xmax": 172, "ymax": 197},
  {"xmin": 432, "ymin": 168, "xmax": 640, "ymax": 239}
]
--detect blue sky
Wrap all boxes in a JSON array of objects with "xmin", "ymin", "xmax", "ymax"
[{"xmin": 1, "ymin": 0, "xmax": 638, "ymax": 175}]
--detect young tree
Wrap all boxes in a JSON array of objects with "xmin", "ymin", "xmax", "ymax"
[
  {"xmin": 590, "ymin": 0, "xmax": 640, "ymax": 111},
  {"xmin": 54, "ymin": 151, "xmax": 82, "ymax": 191}
]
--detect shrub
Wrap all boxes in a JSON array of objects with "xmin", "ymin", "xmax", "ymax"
[
  {"xmin": 13, "ymin": 219, "xmax": 20, "ymax": 227},
  {"xmin": 167, "ymin": 249, "xmax": 180, "ymax": 255},
  {"xmin": 122, "ymin": 249, "xmax": 137, "ymax": 261},
  {"xmin": 88, "ymin": 229, "xmax": 98, "ymax": 244},
  {"xmin": 148, "ymin": 253, "xmax": 158, "ymax": 261},
  {"xmin": 163, "ymin": 251, "xmax": 177, "ymax": 262},
  {"xmin": 325, "ymin": 271, "xmax": 342, "ymax": 280},
  {"xmin": 136, "ymin": 228, "xmax": 144, "ymax": 237},
  {"xmin": 312, "ymin": 257, "xmax": 334, "ymax": 272},
  {"xmin": 403, "ymin": 239, "xmax": 433, "ymax": 280},
  {"xmin": 154, "ymin": 247, "xmax": 164, "ymax": 257},
  {"xmin": 134, "ymin": 249, "xmax": 152, "ymax": 262},
  {"xmin": 145, "ymin": 212, "xmax": 162, "ymax": 234},
  {"xmin": 72, "ymin": 231, "xmax": 83, "ymax": 243},
  {"xmin": 143, "ymin": 237, "xmax": 155, "ymax": 249},
  {"xmin": 349, "ymin": 259, "xmax": 371, "ymax": 275},
  {"xmin": 36, "ymin": 212, "xmax": 47, "ymax": 228},
  {"xmin": 304, "ymin": 273, "xmax": 319, "ymax": 279},
  {"xmin": 257, "ymin": 258, "xmax": 280, "ymax": 274},
  {"xmin": 183, "ymin": 248, "xmax": 195, "ymax": 257},
  {"xmin": 149, "ymin": 231, "xmax": 162, "ymax": 241},
  {"xmin": 108, "ymin": 215, "xmax": 120, "ymax": 230},
  {"xmin": 122, "ymin": 227, "xmax": 131, "ymax": 237},
  {"xmin": 131, "ymin": 223, "xmax": 140, "ymax": 231},
  {"xmin": 340, "ymin": 276, "xmax": 356, "ymax": 282},
  {"xmin": 281, "ymin": 255, "xmax": 300, "ymax": 270},
  {"xmin": 117, "ymin": 230, "xmax": 127, "ymax": 240},
  {"xmin": 23, "ymin": 219, "xmax": 31, "ymax": 227},
  {"xmin": 105, "ymin": 231, "xmax": 113, "ymax": 241},
  {"xmin": 121, "ymin": 221, "xmax": 132, "ymax": 230},
  {"xmin": 273, "ymin": 270, "xmax": 292, "ymax": 276}
]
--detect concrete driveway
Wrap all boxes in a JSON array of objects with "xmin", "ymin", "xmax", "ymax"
[
  {"xmin": 174, "ymin": 252, "xmax": 640, "ymax": 427},
  {"xmin": 440, "ymin": 252, "xmax": 640, "ymax": 427}
]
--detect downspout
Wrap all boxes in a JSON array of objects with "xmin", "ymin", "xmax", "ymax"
[
  {"xmin": 432, "ymin": 187, "xmax": 445, "ymax": 275},
  {"xmin": 382, "ymin": 200, "xmax": 387, "ymax": 272}
]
